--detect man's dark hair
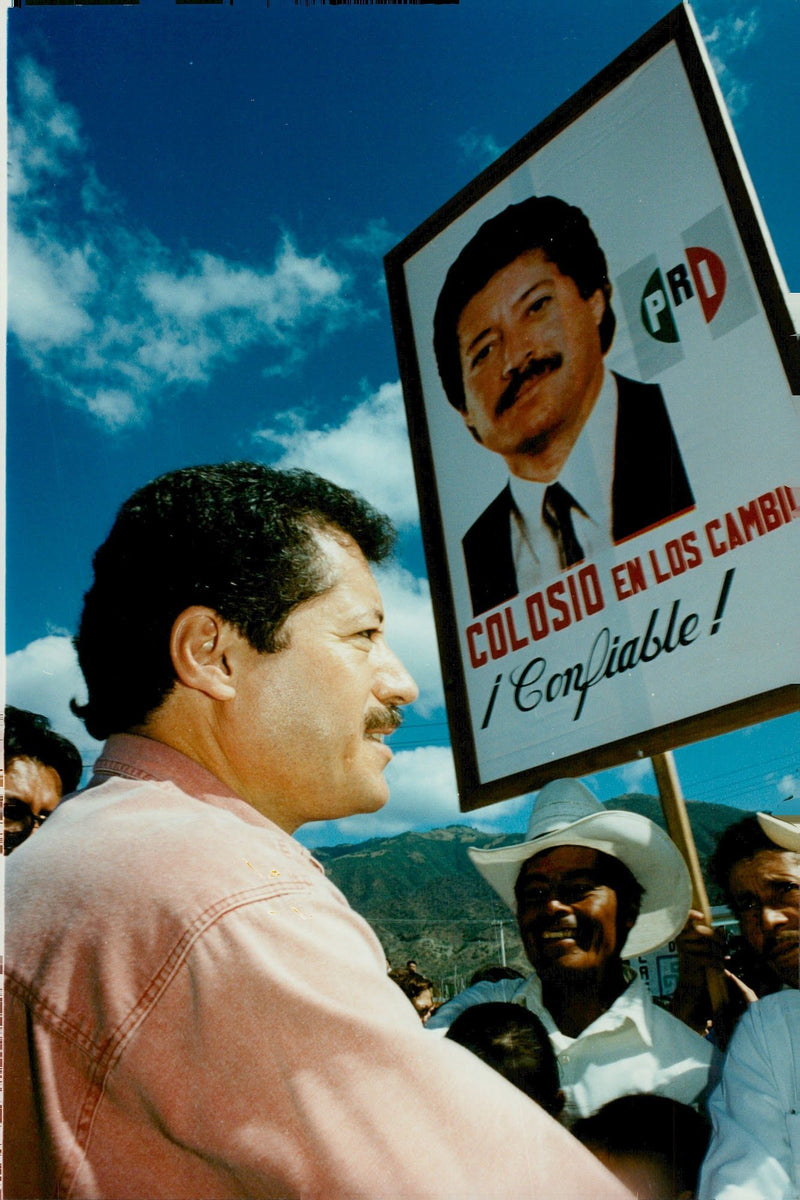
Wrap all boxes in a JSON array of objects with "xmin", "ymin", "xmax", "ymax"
[
  {"xmin": 573, "ymin": 1095, "xmax": 711, "ymax": 1195},
  {"xmin": 71, "ymin": 462, "xmax": 396, "ymax": 741},
  {"xmin": 433, "ymin": 195, "xmax": 616, "ymax": 413},
  {"xmin": 709, "ymin": 815, "xmax": 785, "ymax": 906},
  {"xmin": 446, "ymin": 1002, "xmax": 562, "ymax": 1116},
  {"xmin": 4, "ymin": 707, "xmax": 83, "ymax": 794}
]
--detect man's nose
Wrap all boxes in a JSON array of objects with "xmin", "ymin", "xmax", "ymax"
[
  {"xmin": 760, "ymin": 903, "xmax": 788, "ymax": 931},
  {"xmin": 545, "ymin": 894, "xmax": 571, "ymax": 916},
  {"xmin": 375, "ymin": 642, "xmax": 419, "ymax": 707},
  {"xmin": 501, "ymin": 324, "xmax": 537, "ymax": 377}
]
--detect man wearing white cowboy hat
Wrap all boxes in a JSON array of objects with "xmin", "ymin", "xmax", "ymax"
[{"xmin": 427, "ymin": 778, "xmax": 714, "ymax": 1123}]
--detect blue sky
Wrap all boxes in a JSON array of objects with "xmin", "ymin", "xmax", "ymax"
[{"xmin": 7, "ymin": 0, "xmax": 799, "ymax": 849}]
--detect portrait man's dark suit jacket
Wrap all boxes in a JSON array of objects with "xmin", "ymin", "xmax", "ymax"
[{"xmin": 462, "ymin": 373, "xmax": 695, "ymax": 617}]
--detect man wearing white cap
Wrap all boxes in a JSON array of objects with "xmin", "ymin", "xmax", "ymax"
[
  {"xmin": 710, "ymin": 811, "xmax": 800, "ymax": 993},
  {"xmin": 427, "ymin": 778, "xmax": 714, "ymax": 1123},
  {"xmin": 672, "ymin": 811, "xmax": 800, "ymax": 1038},
  {"xmin": 696, "ymin": 811, "xmax": 800, "ymax": 1200}
]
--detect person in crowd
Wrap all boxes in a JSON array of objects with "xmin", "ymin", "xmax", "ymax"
[
  {"xmin": 697, "ymin": 988, "xmax": 800, "ymax": 1200},
  {"xmin": 427, "ymin": 778, "xmax": 714, "ymax": 1123},
  {"xmin": 388, "ymin": 966, "xmax": 437, "ymax": 1023},
  {"xmin": 433, "ymin": 194, "xmax": 694, "ymax": 616},
  {"xmin": 671, "ymin": 811, "xmax": 799, "ymax": 1039},
  {"xmin": 5, "ymin": 463, "xmax": 629, "ymax": 1200},
  {"xmin": 3, "ymin": 705, "xmax": 83, "ymax": 854},
  {"xmin": 446, "ymin": 1001, "xmax": 564, "ymax": 1118},
  {"xmin": 575, "ymin": 1094, "xmax": 711, "ymax": 1200}
]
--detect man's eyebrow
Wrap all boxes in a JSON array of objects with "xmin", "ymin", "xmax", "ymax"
[
  {"xmin": 510, "ymin": 280, "xmax": 553, "ymax": 310},
  {"xmin": 461, "ymin": 326, "xmax": 494, "ymax": 357},
  {"xmin": 460, "ymin": 280, "xmax": 555, "ymax": 357},
  {"xmin": 351, "ymin": 605, "xmax": 384, "ymax": 625},
  {"xmin": 519, "ymin": 868, "xmax": 601, "ymax": 885}
]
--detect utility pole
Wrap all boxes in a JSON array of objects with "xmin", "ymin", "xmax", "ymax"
[{"xmin": 492, "ymin": 919, "xmax": 507, "ymax": 966}]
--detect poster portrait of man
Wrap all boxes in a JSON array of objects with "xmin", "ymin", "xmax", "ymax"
[
  {"xmin": 387, "ymin": 11, "xmax": 800, "ymax": 804},
  {"xmin": 433, "ymin": 195, "xmax": 695, "ymax": 617}
]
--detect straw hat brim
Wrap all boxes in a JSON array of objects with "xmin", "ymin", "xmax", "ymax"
[{"xmin": 468, "ymin": 809, "xmax": 691, "ymax": 959}]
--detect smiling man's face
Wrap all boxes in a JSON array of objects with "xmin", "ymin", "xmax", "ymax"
[{"xmin": 515, "ymin": 846, "xmax": 635, "ymax": 982}]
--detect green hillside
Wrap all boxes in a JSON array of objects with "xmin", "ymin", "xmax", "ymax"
[{"xmin": 315, "ymin": 795, "xmax": 750, "ymax": 996}]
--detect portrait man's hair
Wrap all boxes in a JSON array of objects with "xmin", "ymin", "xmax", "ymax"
[{"xmin": 433, "ymin": 195, "xmax": 616, "ymax": 412}]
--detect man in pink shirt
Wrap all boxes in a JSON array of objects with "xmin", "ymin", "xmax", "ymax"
[{"xmin": 5, "ymin": 462, "xmax": 630, "ymax": 1200}]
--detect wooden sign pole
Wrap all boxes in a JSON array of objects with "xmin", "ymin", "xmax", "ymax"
[{"xmin": 651, "ymin": 749, "xmax": 729, "ymax": 1013}]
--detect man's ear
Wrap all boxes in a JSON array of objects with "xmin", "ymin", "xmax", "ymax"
[{"xmin": 170, "ymin": 607, "xmax": 238, "ymax": 701}]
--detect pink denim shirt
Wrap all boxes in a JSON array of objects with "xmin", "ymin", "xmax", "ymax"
[{"xmin": 5, "ymin": 734, "xmax": 631, "ymax": 1199}]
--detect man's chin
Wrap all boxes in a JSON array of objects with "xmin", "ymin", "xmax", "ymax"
[{"xmin": 773, "ymin": 951, "xmax": 800, "ymax": 989}]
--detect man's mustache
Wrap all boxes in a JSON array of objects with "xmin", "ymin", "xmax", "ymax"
[
  {"xmin": 495, "ymin": 354, "xmax": 563, "ymax": 419},
  {"xmin": 364, "ymin": 706, "xmax": 403, "ymax": 736},
  {"xmin": 765, "ymin": 931, "xmax": 799, "ymax": 953}
]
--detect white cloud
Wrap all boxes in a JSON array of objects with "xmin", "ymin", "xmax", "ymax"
[
  {"xmin": 255, "ymin": 381, "xmax": 420, "ymax": 529},
  {"xmin": 777, "ymin": 774, "xmax": 800, "ymax": 804},
  {"xmin": 457, "ymin": 129, "xmax": 506, "ymax": 170},
  {"xmin": 614, "ymin": 758, "xmax": 657, "ymax": 793},
  {"xmin": 340, "ymin": 218, "xmax": 397, "ymax": 259},
  {"xmin": 303, "ymin": 745, "xmax": 522, "ymax": 845},
  {"xmin": 8, "ymin": 57, "xmax": 355, "ymax": 429},
  {"xmin": 699, "ymin": 5, "xmax": 760, "ymax": 116},
  {"xmin": 374, "ymin": 564, "xmax": 442, "ymax": 717},
  {"xmin": 5, "ymin": 635, "xmax": 104, "ymax": 771}
]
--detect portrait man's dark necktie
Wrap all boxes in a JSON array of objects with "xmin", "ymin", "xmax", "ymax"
[{"xmin": 542, "ymin": 482, "xmax": 586, "ymax": 569}]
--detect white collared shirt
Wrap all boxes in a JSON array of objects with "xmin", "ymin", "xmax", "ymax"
[
  {"xmin": 427, "ymin": 970, "xmax": 714, "ymax": 1123},
  {"xmin": 508, "ymin": 368, "xmax": 617, "ymax": 593},
  {"xmin": 698, "ymin": 990, "xmax": 800, "ymax": 1200}
]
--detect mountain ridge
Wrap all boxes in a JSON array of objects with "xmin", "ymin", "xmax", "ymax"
[{"xmin": 314, "ymin": 794, "xmax": 750, "ymax": 994}]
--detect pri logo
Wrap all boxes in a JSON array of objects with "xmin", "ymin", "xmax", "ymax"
[
  {"xmin": 641, "ymin": 246, "xmax": 726, "ymax": 343},
  {"xmin": 618, "ymin": 206, "xmax": 758, "ymax": 380}
]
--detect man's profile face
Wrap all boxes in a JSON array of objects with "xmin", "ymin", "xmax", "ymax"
[
  {"xmin": 456, "ymin": 250, "xmax": 606, "ymax": 481},
  {"xmin": 515, "ymin": 845, "xmax": 634, "ymax": 981},
  {"xmin": 3, "ymin": 756, "xmax": 63, "ymax": 854},
  {"xmin": 224, "ymin": 529, "xmax": 418, "ymax": 832},
  {"xmin": 728, "ymin": 849, "xmax": 800, "ymax": 987}
]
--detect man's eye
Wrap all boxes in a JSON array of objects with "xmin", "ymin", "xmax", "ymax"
[
  {"xmin": 4, "ymin": 800, "xmax": 30, "ymax": 820},
  {"xmin": 777, "ymin": 881, "xmax": 800, "ymax": 899},
  {"xmin": 527, "ymin": 295, "xmax": 551, "ymax": 315},
  {"xmin": 356, "ymin": 628, "xmax": 379, "ymax": 641},
  {"xmin": 735, "ymin": 897, "xmax": 759, "ymax": 914},
  {"xmin": 469, "ymin": 344, "xmax": 492, "ymax": 370},
  {"xmin": 561, "ymin": 883, "xmax": 595, "ymax": 903}
]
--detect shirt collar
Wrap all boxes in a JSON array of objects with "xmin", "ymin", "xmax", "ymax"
[
  {"xmin": 516, "ymin": 969, "xmax": 655, "ymax": 1047},
  {"xmin": 89, "ymin": 733, "xmax": 321, "ymax": 877}
]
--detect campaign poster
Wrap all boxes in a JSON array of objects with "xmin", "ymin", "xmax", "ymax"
[{"xmin": 386, "ymin": 5, "xmax": 800, "ymax": 810}]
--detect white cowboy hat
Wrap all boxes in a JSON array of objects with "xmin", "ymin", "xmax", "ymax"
[
  {"xmin": 468, "ymin": 778, "xmax": 691, "ymax": 959},
  {"xmin": 757, "ymin": 812, "xmax": 800, "ymax": 853}
]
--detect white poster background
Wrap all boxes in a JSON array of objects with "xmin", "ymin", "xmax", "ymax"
[{"xmin": 402, "ymin": 42, "xmax": 799, "ymax": 789}]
